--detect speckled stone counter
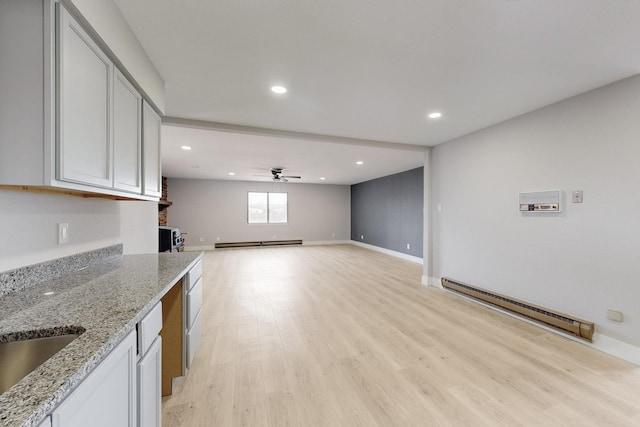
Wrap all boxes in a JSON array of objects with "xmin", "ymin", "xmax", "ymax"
[{"xmin": 0, "ymin": 249, "xmax": 203, "ymax": 427}]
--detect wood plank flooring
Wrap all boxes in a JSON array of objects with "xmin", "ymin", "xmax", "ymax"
[{"xmin": 162, "ymin": 245, "xmax": 640, "ymax": 426}]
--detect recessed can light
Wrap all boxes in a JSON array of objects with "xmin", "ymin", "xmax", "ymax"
[
  {"xmin": 228, "ymin": 172, "xmax": 235, "ymax": 176},
  {"xmin": 271, "ymin": 85, "xmax": 287, "ymax": 94},
  {"xmin": 181, "ymin": 145, "xmax": 192, "ymax": 150},
  {"xmin": 428, "ymin": 112, "xmax": 442, "ymax": 119},
  {"xmin": 356, "ymin": 161, "xmax": 364, "ymax": 165},
  {"xmin": 320, "ymin": 177, "xmax": 326, "ymax": 180}
]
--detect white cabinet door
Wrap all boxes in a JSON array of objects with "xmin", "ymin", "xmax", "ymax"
[
  {"xmin": 186, "ymin": 310, "xmax": 201, "ymax": 369},
  {"xmin": 186, "ymin": 260, "xmax": 202, "ymax": 290},
  {"xmin": 142, "ymin": 102, "xmax": 161, "ymax": 197},
  {"xmin": 113, "ymin": 69, "xmax": 142, "ymax": 193},
  {"xmin": 138, "ymin": 336, "xmax": 162, "ymax": 427},
  {"xmin": 187, "ymin": 277, "xmax": 203, "ymax": 330},
  {"xmin": 51, "ymin": 330, "xmax": 137, "ymax": 427},
  {"xmin": 57, "ymin": 4, "xmax": 113, "ymax": 188}
]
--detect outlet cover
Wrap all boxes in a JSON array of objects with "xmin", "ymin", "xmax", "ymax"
[
  {"xmin": 607, "ymin": 309, "xmax": 623, "ymax": 322},
  {"xmin": 58, "ymin": 223, "xmax": 69, "ymax": 244}
]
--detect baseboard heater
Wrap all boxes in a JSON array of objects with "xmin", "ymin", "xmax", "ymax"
[
  {"xmin": 441, "ymin": 277, "xmax": 594, "ymax": 342},
  {"xmin": 215, "ymin": 240, "xmax": 303, "ymax": 249}
]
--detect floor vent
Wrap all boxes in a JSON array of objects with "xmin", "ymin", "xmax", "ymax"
[
  {"xmin": 215, "ymin": 240, "xmax": 303, "ymax": 249},
  {"xmin": 441, "ymin": 277, "xmax": 594, "ymax": 342}
]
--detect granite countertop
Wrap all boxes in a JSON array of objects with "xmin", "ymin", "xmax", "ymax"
[{"xmin": 0, "ymin": 250, "xmax": 203, "ymax": 427}]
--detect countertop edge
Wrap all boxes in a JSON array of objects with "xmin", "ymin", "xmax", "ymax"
[{"xmin": 7, "ymin": 251, "xmax": 204, "ymax": 427}]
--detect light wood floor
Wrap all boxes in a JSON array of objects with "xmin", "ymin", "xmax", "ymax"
[{"xmin": 163, "ymin": 245, "xmax": 640, "ymax": 426}]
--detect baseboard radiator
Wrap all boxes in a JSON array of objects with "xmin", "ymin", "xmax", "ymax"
[
  {"xmin": 215, "ymin": 240, "xmax": 303, "ymax": 249},
  {"xmin": 441, "ymin": 277, "xmax": 594, "ymax": 342}
]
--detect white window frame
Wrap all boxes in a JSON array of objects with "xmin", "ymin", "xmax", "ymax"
[{"xmin": 247, "ymin": 191, "xmax": 288, "ymax": 224}]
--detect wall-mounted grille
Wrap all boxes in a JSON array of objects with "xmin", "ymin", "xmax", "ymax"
[
  {"xmin": 441, "ymin": 278, "xmax": 594, "ymax": 342},
  {"xmin": 215, "ymin": 240, "xmax": 302, "ymax": 249}
]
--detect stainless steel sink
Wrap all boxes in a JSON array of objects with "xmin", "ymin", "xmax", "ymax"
[{"xmin": 0, "ymin": 331, "xmax": 83, "ymax": 394}]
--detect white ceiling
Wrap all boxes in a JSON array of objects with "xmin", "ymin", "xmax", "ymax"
[
  {"xmin": 161, "ymin": 123, "xmax": 425, "ymax": 185},
  {"xmin": 115, "ymin": 0, "xmax": 640, "ymax": 182}
]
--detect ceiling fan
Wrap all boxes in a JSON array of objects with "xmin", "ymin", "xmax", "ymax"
[{"xmin": 270, "ymin": 167, "xmax": 301, "ymax": 182}]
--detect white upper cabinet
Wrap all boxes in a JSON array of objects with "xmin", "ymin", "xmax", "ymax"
[
  {"xmin": 143, "ymin": 101, "xmax": 161, "ymax": 198},
  {"xmin": 0, "ymin": 0, "xmax": 160, "ymax": 201},
  {"xmin": 113, "ymin": 69, "xmax": 142, "ymax": 193},
  {"xmin": 57, "ymin": 4, "xmax": 113, "ymax": 188}
]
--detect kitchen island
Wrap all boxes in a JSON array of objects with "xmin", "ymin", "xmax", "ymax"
[{"xmin": 0, "ymin": 246, "xmax": 203, "ymax": 427}]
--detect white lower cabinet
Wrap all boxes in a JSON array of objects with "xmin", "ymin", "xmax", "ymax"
[
  {"xmin": 184, "ymin": 261, "xmax": 203, "ymax": 369},
  {"xmin": 186, "ymin": 310, "xmax": 201, "ymax": 368},
  {"xmin": 138, "ymin": 336, "xmax": 162, "ymax": 427},
  {"xmin": 51, "ymin": 330, "xmax": 137, "ymax": 427},
  {"xmin": 137, "ymin": 302, "xmax": 163, "ymax": 427}
]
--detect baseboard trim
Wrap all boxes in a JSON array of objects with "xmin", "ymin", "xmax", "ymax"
[
  {"xmin": 591, "ymin": 334, "xmax": 640, "ymax": 366},
  {"xmin": 184, "ymin": 242, "xmax": 351, "ymax": 251},
  {"xmin": 422, "ymin": 275, "xmax": 442, "ymax": 288},
  {"xmin": 303, "ymin": 240, "xmax": 351, "ymax": 246},
  {"xmin": 183, "ymin": 245, "xmax": 216, "ymax": 251},
  {"xmin": 350, "ymin": 241, "xmax": 423, "ymax": 264}
]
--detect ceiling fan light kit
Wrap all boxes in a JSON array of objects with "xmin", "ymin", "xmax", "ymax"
[{"xmin": 271, "ymin": 167, "xmax": 301, "ymax": 182}]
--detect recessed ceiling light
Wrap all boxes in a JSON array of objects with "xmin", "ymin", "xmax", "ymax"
[
  {"xmin": 228, "ymin": 172, "xmax": 235, "ymax": 176},
  {"xmin": 320, "ymin": 177, "xmax": 326, "ymax": 180},
  {"xmin": 356, "ymin": 161, "xmax": 364, "ymax": 165},
  {"xmin": 43, "ymin": 291, "xmax": 54, "ymax": 296},
  {"xmin": 271, "ymin": 85, "xmax": 287, "ymax": 94},
  {"xmin": 181, "ymin": 145, "xmax": 192, "ymax": 150},
  {"xmin": 428, "ymin": 112, "xmax": 442, "ymax": 119}
]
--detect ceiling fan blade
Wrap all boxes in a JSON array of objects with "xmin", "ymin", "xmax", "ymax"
[{"xmin": 281, "ymin": 175, "xmax": 301, "ymax": 179}]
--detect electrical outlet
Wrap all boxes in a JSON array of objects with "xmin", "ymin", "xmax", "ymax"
[
  {"xmin": 331, "ymin": 233, "xmax": 335, "ymax": 238},
  {"xmin": 360, "ymin": 234, "xmax": 364, "ymax": 240},
  {"xmin": 199, "ymin": 237, "xmax": 204, "ymax": 243},
  {"xmin": 407, "ymin": 243, "xmax": 410, "ymax": 250},
  {"xmin": 58, "ymin": 223, "xmax": 69, "ymax": 244},
  {"xmin": 607, "ymin": 309, "xmax": 623, "ymax": 322},
  {"xmin": 437, "ymin": 203, "xmax": 442, "ymax": 212},
  {"xmin": 216, "ymin": 236, "xmax": 220, "ymax": 241}
]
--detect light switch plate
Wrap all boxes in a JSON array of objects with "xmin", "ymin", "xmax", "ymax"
[
  {"xmin": 58, "ymin": 223, "xmax": 69, "ymax": 244},
  {"xmin": 572, "ymin": 190, "xmax": 583, "ymax": 203}
]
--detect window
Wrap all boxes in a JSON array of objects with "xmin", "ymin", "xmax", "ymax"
[{"xmin": 248, "ymin": 192, "xmax": 288, "ymax": 223}]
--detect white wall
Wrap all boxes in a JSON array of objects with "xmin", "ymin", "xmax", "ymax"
[
  {"xmin": 118, "ymin": 200, "xmax": 158, "ymax": 254},
  {"xmin": 167, "ymin": 179, "xmax": 350, "ymax": 248},
  {"xmin": 0, "ymin": 190, "xmax": 158, "ymax": 272},
  {"xmin": 431, "ymin": 75, "xmax": 640, "ymax": 350},
  {"xmin": 68, "ymin": 0, "xmax": 165, "ymax": 112}
]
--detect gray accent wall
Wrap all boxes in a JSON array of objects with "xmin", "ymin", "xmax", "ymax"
[{"xmin": 351, "ymin": 167, "xmax": 423, "ymax": 257}]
